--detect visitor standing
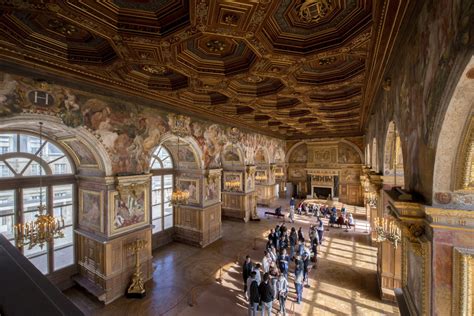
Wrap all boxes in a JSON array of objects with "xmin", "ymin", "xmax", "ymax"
[
  {"xmin": 294, "ymin": 256, "xmax": 304, "ymax": 304},
  {"xmin": 277, "ymin": 273, "xmax": 288, "ymax": 316},
  {"xmin": 247, "ymin": 271, "xmax": 260, "ymax": 316},
  {"xmin": 243, "ymin": 255, "xmax": 253, "ymax": 293},
  {"xmin": 259, "ymin": 273, "xmax": 274, "ymax": 316}
]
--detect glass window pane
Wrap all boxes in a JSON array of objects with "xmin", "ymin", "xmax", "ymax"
[
  {"xmin": 152, "ymin": 218, "xmax": 162, "ymax": 234},
  {"xmin": 0, "ymin": 161, "xmax": 14, "ymax": 178},
  {"xmin": 164, "ymin": 187, "xmax": 172, "ymax": 203},
  {"xmin": 157, "ymin": 147, "xmax": 169, "ymax": 161},
  {"xmin": 164, "ymin": 215, "xmax": 173, "ymax": 229},
  {"xmin": 29, "ymin": 253, "xmax": 48, "ymax": 274},
  {"xmin": 161, "ymin": 157, "xmax": 172, "ymax": 168},
  {"xmin": 19, "ymin": 134, "xmax": 42, "ymax": 154},
  {"xmin": 50, "ymin": 156, "xmax": 72, "ymax": 175},
  {"xmin": 54, "ymin": 226, "xmax": 73, "ymax": 248},
  {"xmin": 0, "ymin": 133, "xmax": 17, "ymax": 154},
  {"xmin": 54, "ymin": 245, "xmax": 74, "ymax": 271},
  {"xmin": 54, "ymin": 205, "xmax": 73, "ymax": 226},
  {"xmin": 150, "ymin": 159, "xmax": 162, "ymax": 169},
  {"xmin": 0, "ymin": 215, "xmax": 15, "ymax": 240},
  {"xmin": 0, "ymin": 190, "xmax": 15, "ymax": 214},
  {"xmin": 41, "ymin": 142, "xmax": 64, "ymax": 162},
  {"xmin": 152, "ymin": 189, "xmax": 162, "ymax": 205},
  {"xmin": 164, "ymin": 206, "xmax": 173, "ymax": 217},
  {"xmin": 24, "ymin": 243, "xmax": 48, "ymax": 258},
  {"xmin": 163, "ymin": 175, "xmax": 173, "ymax": 189},
  {"xmin": 152, "ymin": 204, "xmax": 162, "ymax": 220},
  {"xmin": 22, "ymin": 161, "xmax": 46, "ymax": 177},
  {"xmin": 23, "ymin": 187, "xmax": 48, "ymax": 213},
  {"xmin": 5, "ymin": 157, "xmax": 31, "ymax": 175},
  {"xmin": 53, "ymin": 184, "xmax": 73, "ymax": 207},
  {"xmin": 152, "ymin": 176, "xmax": 161, "ymax": 189}
]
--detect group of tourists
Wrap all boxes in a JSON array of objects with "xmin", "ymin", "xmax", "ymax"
[
  {"xmin": 288, "ymin": 198, "xmax": 355, "ymax": 232},
  {"xmin": 242, "ymin": 221, "xmax": 324, "ymax": 316}
]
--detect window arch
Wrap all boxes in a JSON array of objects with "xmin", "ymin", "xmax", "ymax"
[
  {"xmin": 150, "ymin": 145, "xmax": 174, "ymax": 235},
  {"xmin": 0, "ymin": 132, "xmax": 75, "ymax": 275}
]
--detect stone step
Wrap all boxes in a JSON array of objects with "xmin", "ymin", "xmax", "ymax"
[{"xmin": 71, "ymin": 274, "xmax": 106, "ymax": 303}]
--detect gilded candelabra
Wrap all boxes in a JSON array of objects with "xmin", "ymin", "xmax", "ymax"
[
  {"xmin": 373, "ymin": 217, "xmax": 401, "ymax": 249},
  {"xmin": 126, "ymin": 239, "xmax": 148, "ymax": 298}
]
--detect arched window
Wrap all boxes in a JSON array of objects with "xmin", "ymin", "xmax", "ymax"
[
  {"xmin": 150, "ymin": 145, "xmax": 174, "ymax": 234},
  {"xmin": 0, "ymin": 132, "xmax": 75, "ymax": 274}
]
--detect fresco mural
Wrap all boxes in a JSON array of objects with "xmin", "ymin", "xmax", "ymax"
[
  {"xmin": 0, "ymin": 70, "xmax": 285, "ymax": 175},
  {"xmin": 110, "ymin": 184, "xmax": 148, "ymax": 235},
  {"xmin": 177, "ymin": 178, "xmax": 199, "ymax": 203},
  {"xmin": 78, "ymin": 189, "xmax": 102, "ymax": 232}
]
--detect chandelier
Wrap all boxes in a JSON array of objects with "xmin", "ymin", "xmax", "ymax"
[
  {"xmin": 255, "ymin": 173, "xmax": 267, "ymax": 181},
  {"xmin": 170, "ymin": 136, "xmax": 189, "ymax": 206},
  {"xmin": 14, "ymin": 122, "xmax": 65, "ymax": 249},
  {"xmin": 297, "ymin": 0, "xmax": 334, "ymax": 23},
  {"xmin": 225, "ymin": 178, "xmax": 241, "ymax": 190},
  {"xmin": 373, "ymin": 216, "xmax": 401, "ymax": 249},
  {"xmin": 274, "ymin": 169, "xmax": 284, "ymax": 177}
]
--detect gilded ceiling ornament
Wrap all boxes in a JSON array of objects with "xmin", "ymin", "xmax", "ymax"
[
  {"xmin": 244, "ymin": 75, "xmax": 264, "ymax": 83},
  {"xmin": 318, "ymin": 56, "xmax": 336, "ymax": 65},
  {"xmin": 296, "ymin": 0, "xmax": 335, "ymax": 23},
  {"xmin": 47, "ymin": 19, "xmax": 78, "ymax": 36},
  {"xmin": 223, "ymin": 13, "xmax": 239, "ymax": 25},
  {"xmin": 206, "ymin": 39, "xmax": 226, "ymax": 52},
  {"xmin": 142, "ymin": 65, "xmax": 169, "ymax": 75}
]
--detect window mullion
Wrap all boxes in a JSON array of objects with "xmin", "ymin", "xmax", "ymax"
[
  {"xmin": 162, "ymin": 174, "xmax": 165, "ymax": 228},
  {"xmin": 47, "ymin": 185, "xmax": 53, "ymax": 274}
]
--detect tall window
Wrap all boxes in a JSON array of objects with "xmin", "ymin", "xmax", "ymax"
[
  {"xmin": 0, "ymin": 133, "xmax": 75, "ymax": 274},
  {"xmin": 150, "ymin": 145, "xmax": 174, "ymax": 234}
]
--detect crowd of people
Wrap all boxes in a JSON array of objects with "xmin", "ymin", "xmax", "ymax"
[
  {"xmin": 242, "ymin": 220, "xmax": 324, "ymax": 316},
  {"xmin": 243, "ymin": 198, "xmax": 358, "ymax": 315},
  {"xmin": 288, "ymin": 198, "xmax": 355, "ymax": 232}
]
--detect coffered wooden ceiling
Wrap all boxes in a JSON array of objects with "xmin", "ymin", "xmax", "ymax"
[{"xmin": 0, "ymin": 0, "xmax": 410, "ymax": 139}]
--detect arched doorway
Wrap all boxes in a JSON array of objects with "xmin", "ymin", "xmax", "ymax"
[{"xmin": 0, "ymin": 130, "xmax": 75, "ymax": 274}]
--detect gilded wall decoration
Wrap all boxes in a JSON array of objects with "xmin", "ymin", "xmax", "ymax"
[
  {"xmin": 309, "ymin": 146, "xmax": 337, "ymax": 164},
  {"xmin": 452, "ymin": 247, "xmax": 474, "ymax": 315}
]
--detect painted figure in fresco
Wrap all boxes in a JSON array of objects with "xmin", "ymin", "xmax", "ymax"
[
  {"xmin": 0, "ymin": 73, "xmax": 22, "ymax": 117},
  {"xmin": 203, "ymin": 124, "xmax": 225, "ymax": 168},
  {"xmin": 60, "ymin": 89, "xmax": 83, "ymax": 127}
]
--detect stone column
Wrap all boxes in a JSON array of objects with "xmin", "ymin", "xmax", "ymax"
[{"xmin": 75, "ymin": 174, "xmax": 153, "ymax": 304}]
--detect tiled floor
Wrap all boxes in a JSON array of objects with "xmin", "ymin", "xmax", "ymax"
[{"xmin": 65, "ymin": 199, "xmax": 399, "ymax": 315}]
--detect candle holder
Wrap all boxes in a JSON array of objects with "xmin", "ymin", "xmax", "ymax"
[
  {"xmin": 373, "ymin": 216, "xmax": 401, "ymax": 249},
  {"xmin": 126, "ymin": 239, "xmax": 148, "ymax": 298}
]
